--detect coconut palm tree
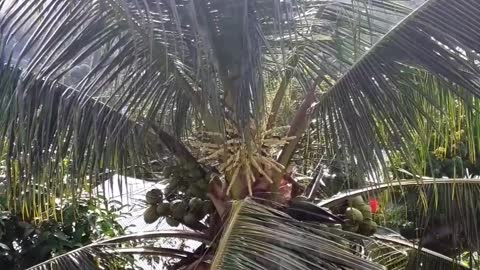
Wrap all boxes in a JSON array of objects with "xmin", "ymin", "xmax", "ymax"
[{"xmin": 2, "ymin": 0, "xmax": 480, "ymax": 269}]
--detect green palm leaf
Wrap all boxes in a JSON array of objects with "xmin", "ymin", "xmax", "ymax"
[
  {"xmin": 311, "ymin": 0, "xmax": 480, "ymax": 175},
  {"xmin": 319, "ymin": 178, "xmax": 480, "ymax": 207},
  {"xmin": 320, "ymin": 178, "xmax": 480, "ymax": 259},
  {"xmin": 369, "ymin": 234, "xmax": 470, "ymax": 270},
  {"xmin": 26, "ymin": 230, "xmax": 209, "ymax": 270},
  {"xmin": 211, "ymin": 199, "xmax": 384, "ymax": 270},
  {"xmin": 210, "ymin": 199, "xmax": 468, "ymax": 269}
]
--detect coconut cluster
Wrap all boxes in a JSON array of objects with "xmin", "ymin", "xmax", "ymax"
[
  {"xmin": 143, "ymin": 188, "xmax": 214, "ymax": 227},
  {"xmin": 341, "ymin": 196, "xmax": 377, "ymax": 236},
  {"xmin": 163, "ymin": 162, "xmax": 209, "ymax": 200}
]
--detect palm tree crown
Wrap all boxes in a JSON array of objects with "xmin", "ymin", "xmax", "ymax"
[{"xmin": 3, "ymin": 0, "xmax": 480, "ymax": 269}]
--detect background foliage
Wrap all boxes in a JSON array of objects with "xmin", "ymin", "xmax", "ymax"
[{"xmin": 0, "ymin": 194, "xmax": 127, "ymax": 270}]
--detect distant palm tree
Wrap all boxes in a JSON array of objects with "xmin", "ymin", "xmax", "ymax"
[{"xmin": 2, "ymin": 0, "xmax": 480, "ymax": 269}]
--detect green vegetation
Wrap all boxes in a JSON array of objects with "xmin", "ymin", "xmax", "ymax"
[{"xmin": 0, "ymin": 196, "xmax": 127, "ymax": 269}]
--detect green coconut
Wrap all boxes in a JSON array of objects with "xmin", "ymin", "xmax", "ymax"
[
  {"xmin": 358, "ymin": 220, "xmax": 377, "ymax": 236},
  {"xmin": 357, "ymin": 204, "xmax": 372, "ymax": 219},
  {"xmin": 164, "ymin": 184, "xmax": 177, "ymax": 201},
  {"xmin": 166, "ymin": 216, "xmax": 180, "ymax": 227},
  {"xmin": 189, "ymin": 197, "xmax": 203, "ymax": 211},
  {"xmin": 345, "ymin": 207, "xmax": 364, "ymax": 223},
  {"xmin": 348, "ymin": 196, "xmax": 365, "ymax": 208},
  {"xmin": 183, "ymin": 212, "xmax": 198, "ymax": 225},
  {"xmin": 145, "ymin": 189, "xmax": 163, "ymax": 204},
  {"xmin": 143, "ymin": 206, "xmax": 160, "ymax": 224},
  {"xmin": 170, "ymin": 200, "xmax": 188, "ymax": 220},
  {"xmin": 156, "ymin": 202, "xmax": 171, "ymax": 216},
  {"xmin": 342, "ymin": 223, "xmax": 359, "ymax": 233}
]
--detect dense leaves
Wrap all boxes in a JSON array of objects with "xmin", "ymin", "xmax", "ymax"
[
  {"xmin": 0, "ymin": 197, "xmax": 126, "ymax": 270},
  {"xmin": 311, "ymin": 0, "xmax": 480, "ymax": 179}
]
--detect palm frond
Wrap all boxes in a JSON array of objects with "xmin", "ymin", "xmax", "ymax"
[
  {"xmin": 267, "ymin": 0, "xmax": 412, "ymax": 129},
  {"xmin": 0, "ymin": 0, "xmax": 413, "ymax": 135},
  {"xmin": 27, "ymin": 246, "xmax": 126, "ymax": 270},
  {"xmin": 0, "ymin": 64, "xmax": 199, "ymax": 215},
  {"xmin": 211, "ymin": 199, "xmax": 384, "ymax": 270},
  {"xmin": 319, "ymin": 178, "xmax": 480, "ymax": 257},
  {"xmin": 369, "ymin": 235, "xmax": 470, "ymax": 270},
  {"xmin": 318, "ymin": 178, "xmax": 480, "ymax": 208},
  {"xmin": 311, "ymin": 0, "xmax": 480, "ymax": 177},
  {"xmin": 27, "ymin": 230, "xmax": 209, "ymax": 270}
]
